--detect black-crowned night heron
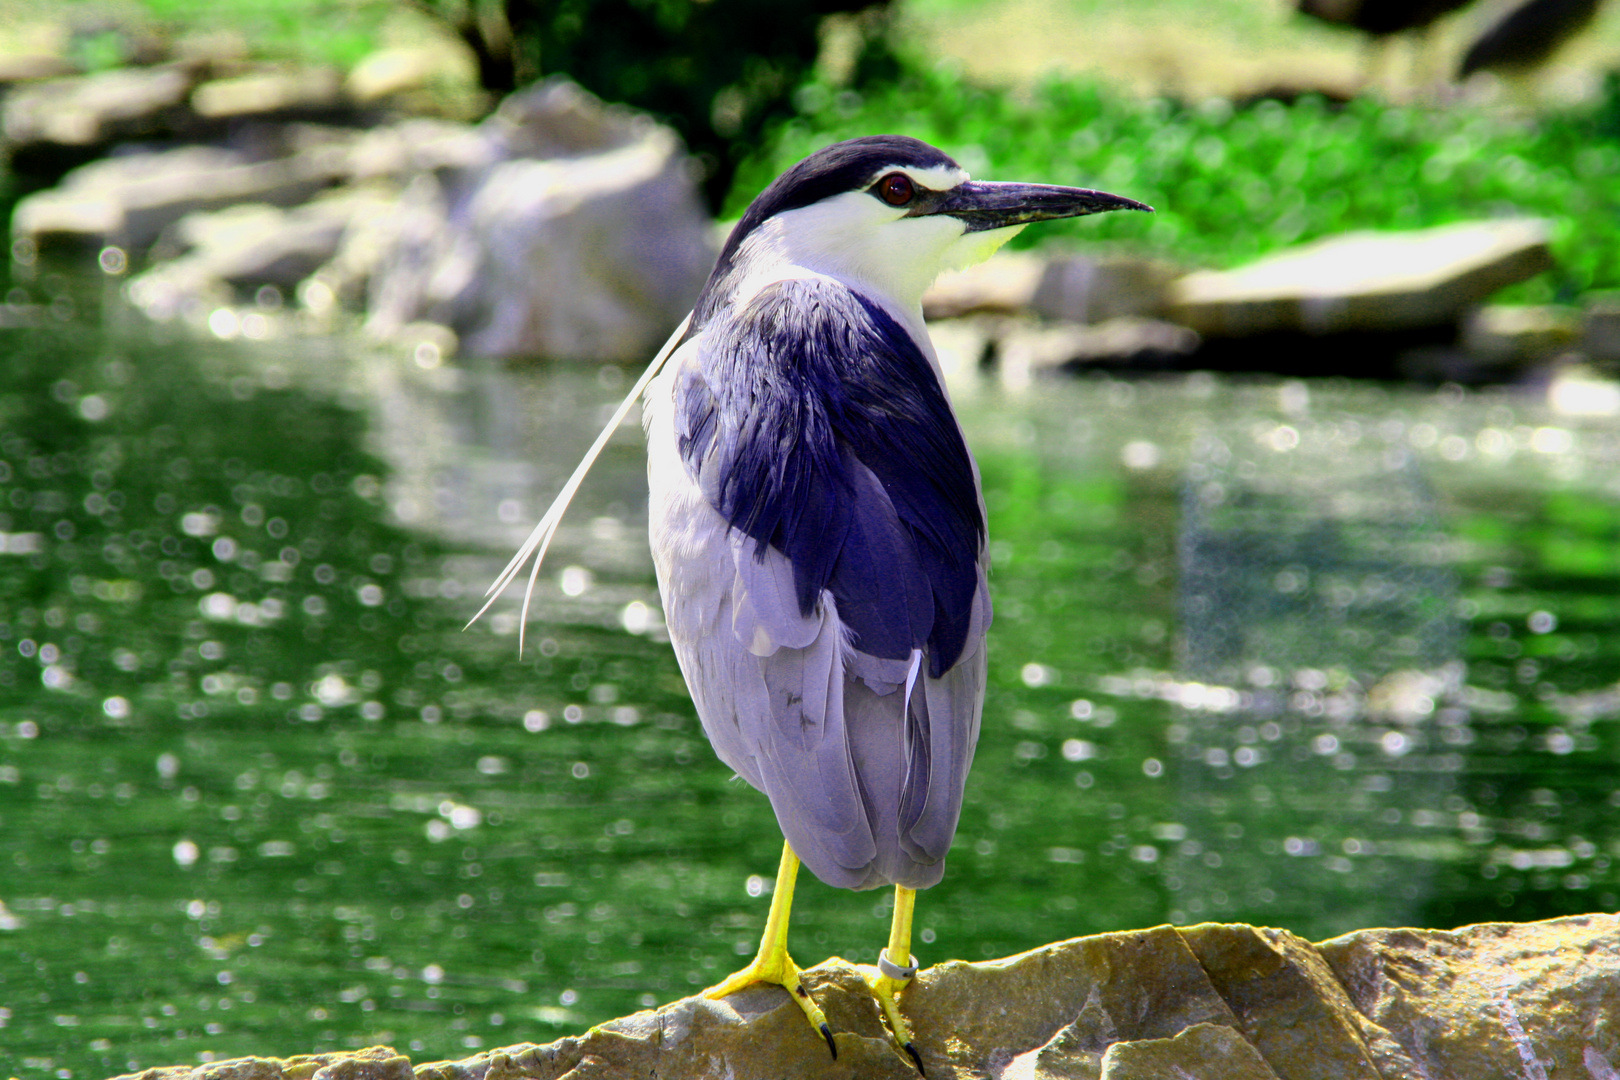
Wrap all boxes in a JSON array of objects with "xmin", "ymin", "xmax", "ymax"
[{"xmin": 479, "ymin": 135, "xmax": 1147, "ymax": 1070}]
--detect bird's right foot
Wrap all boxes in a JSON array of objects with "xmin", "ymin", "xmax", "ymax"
[
  {"xmin": 701, "ymin": 843, "xmax": 836, "ymax": 1058},
  {"xmin": 703, "ymin": 945, "xmax": 836, "ymax": 1058}
]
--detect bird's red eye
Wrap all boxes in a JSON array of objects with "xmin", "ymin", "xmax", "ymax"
[{"xmin": 877, "ymin": 173, "xmax": 914, "ymax": 206}]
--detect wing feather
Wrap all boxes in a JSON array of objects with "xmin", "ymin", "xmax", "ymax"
[{"xmin": 728, "ymin": 532, "xmax": 820, "ymax": 655}]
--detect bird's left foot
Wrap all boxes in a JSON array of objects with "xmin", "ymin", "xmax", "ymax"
[{"xmin": 861, "ymin": 950, "xmax": 925, "ymax": 1075}]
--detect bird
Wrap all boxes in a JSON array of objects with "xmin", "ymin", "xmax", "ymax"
[
  {"xmin": 1458, "ymin": 0, "xmax": 1602, "ymax": 79},
  {"xmin": 476, "ymin": 134, "xmax": 1148, "ymax": 1070}
]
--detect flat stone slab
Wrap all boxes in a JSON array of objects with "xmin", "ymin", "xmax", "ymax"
[
  {"xmin": 13, "ymin": 145, "xmax": 345, "ymax": 249},
  {"xmin": 1463, "ymin": 303, "xmax": 1582, "ymax": 362},
  {"xmin": 191, "ymin": 68, "xmax": 345, "ymax": 120},
  {"xmin": 3, "ymin": 65, "xmax": 195, "ymax": 149},
  {"xmin": 1167, "ymin": 219, "xmax": 1555, "ymax": 337},
  {"xmin": 104, "ymin": 912, "xmax": 1620, "ymax": 1080}
]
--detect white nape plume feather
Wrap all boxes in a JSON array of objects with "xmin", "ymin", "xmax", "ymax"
[{"xmin": 466, "ymin": 313, "xmax": 692, "ymax": 651}]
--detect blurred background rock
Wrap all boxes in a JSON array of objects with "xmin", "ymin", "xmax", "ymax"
[{"xmin": 4, "ymin": 0, "xmax": 1620, "ymax": 374}]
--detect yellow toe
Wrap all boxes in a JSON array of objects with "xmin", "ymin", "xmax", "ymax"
[
  {"xmin": 861, "ymin": 963, "xmax": 924, "ymax": 1072},
  {"xmin": 701, "ymin": 842, "xmax": 837, "ymax": 1058}
]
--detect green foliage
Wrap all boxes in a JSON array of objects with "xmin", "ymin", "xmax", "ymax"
[
  {"xmin": 133, "ymin": 0, "xmax": 390, "ymax": 68},
  {"xmin": 519, "ymin": 0, "xmax": 897, "ymax": 209},
  {"xmin": 732, "ymin": 64, "xmax": 1620, "ymax": 303},
  {"xmin": 71, "ymin": 30, "xmax": 129, "ymax": 73}
]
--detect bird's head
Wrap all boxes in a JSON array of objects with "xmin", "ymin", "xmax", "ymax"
[{"xmin": 702, "ymin": 135, "xmax": 1151, "ymax": 317}]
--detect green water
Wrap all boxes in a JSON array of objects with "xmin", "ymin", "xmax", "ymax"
[{"xmin": 2, "ymin": 270, "xmax": 1619, "ymax": 1078}]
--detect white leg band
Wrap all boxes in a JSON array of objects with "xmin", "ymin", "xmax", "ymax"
[{"xmin": 878, "ymin": 949, "xmax": 919, "ymax": 981}]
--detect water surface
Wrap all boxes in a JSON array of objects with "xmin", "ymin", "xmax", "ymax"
[{"xmin": 2, "ymin": 271, "xmax": 1618, "ymax": 1077}]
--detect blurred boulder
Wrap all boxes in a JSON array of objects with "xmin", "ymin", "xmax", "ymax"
[
  {"xmin": 345, "ymin": 46, "xmax": 484, "ymax": 119},
  {"xmin": 13, "ymin": 144, "xmax": 345, "ymax": 249},
  {"xmin": 1462, "ymin": 303, "xmax": 1581, "ymax": 363},
  {"xmin": 3, "ymin": 65, "xmax": 197, "ymax": 170},
  {"xmin": 1582, "ymin": 291, "xmax": 1620, "ymax": 363},
  {"xmin": 995, "ymin": 317, "xmax": 1200, "ymax": 381},
  {"xmin": 1032, "ymin": 254, "xmax": 1178, "ymax": 323},
  {"xmin": 360, "ymin": 77, "xmax": 714, "ymax": 362},
  {"xmin": 1167, "ymin": 219, "xmax": 1554, "ymax": 337},
  {"xmin": 922, "ymin": 252, "xmax": 1176, "ymax": 323},
  {"xmin": 0, "ymin": 55, "xmax": 79, "ymax": 84},
  {"xmin": 127, "ymin": 186, "xmax": 399, "ymax": 320},
  {"xmin": 343, "ymin": 118, "xmax": 492, "ymax": 182},
  {"xmin": 191, "ymin": 67, "xmax": 345, "ymax": 121}
]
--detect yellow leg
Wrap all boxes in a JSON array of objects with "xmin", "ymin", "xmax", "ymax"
[
  {"xmin": 863, "ymin": 885, "xmax": 925, "ymax": 1074},
  {"xmin": 702, "ymin": 841, "xmax": 836, "ymax": 1058}
]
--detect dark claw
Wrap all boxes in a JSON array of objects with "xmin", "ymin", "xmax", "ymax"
[
  {"xmin": 904, "ymin": 1041, "xmax": 925, "ymax": 1076},
  {"xmin": 821, "ymin": 1022, "xmax": 838, "ymax": 1060}
]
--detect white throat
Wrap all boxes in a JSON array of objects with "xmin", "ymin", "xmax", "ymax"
[{"xmin": 726, "ymin": 193, "xmax": 1025, "ymax": 328}]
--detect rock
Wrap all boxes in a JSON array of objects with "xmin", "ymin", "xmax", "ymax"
[
  {"xmin": 1032, "ymin": 254, "xmax": 1179, "ymax": 323},
  {"xmin": 361, "ymin": 78, "xmax": 714, "ymax": 362},
  {"xmin": 13, "ymin": 143, "xmax": 346, "ymax": 249},
  {"xmin": 126, "ymin": 186, "xmax": 400, "ymax": 320},
  {"xmin": 172, "ymin": 30, "xmax": 251, "ymax": 69},
  {"xmin": 0, "ymin": 55, "xmax": 79, "ymax": 84},
  {"xmin": 100, "ymin": 913, "xmax": 1620, "ymax": 1080},
  {"xmin": 346, "ymin": 46, "xmax": 480, "ymax": 114},
  {"xmin": 342, "ymin": 119, "xmax": 491, "ymax": 182},
  {"xmin": 1462, "ymin": 303, "xmax": 1581, "ymax": 363},
  {"xmin": 1098, "ymin": 1022, "xmax": 1282, "ymax": 1079},
  {"xmin": 1180, "ymin": 923, "xmax": 1382, "ymax": 1078},
  {"xmin": 480, "ymin": 76, "xmax": 652, "ymax": 161},
  {"xmin": 1167, "ymin": 219, "xmax": 1555, "ymax": 337},
  {"xmin": 994, "ymin": 317, "xmax": 1201, "ymax": 383},
  {"xmin": 1319, "ymin": 914, "xmax": 1620, "ymax": 1079},
  {"xmin": 113, "ymin": 1045, "xmax": 416, "ymax": 1080},
  {"xmin": 1582, "ymin": 290, "xmax": 1620, "ymax": 363},
  {"xmin": 2, "ymin": 65, "xmax": 198, "ymax": 168},
  {"xmin": 191, "ymin": 67, "xmax": 345, "ymax": 120},
  {"xmin": 921, "ymin": 253, "xmax": 1177, "ymax": 323}
]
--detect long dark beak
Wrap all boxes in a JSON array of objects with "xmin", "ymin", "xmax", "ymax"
[{"xmin": 933, "ymin": 180, "xmax": 1152, "ymax": 232}]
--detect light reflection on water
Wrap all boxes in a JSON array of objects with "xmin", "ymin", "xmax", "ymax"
[{"xmin": 0, "ymin": 274, "xmax": 1618, "ymax": 1078}]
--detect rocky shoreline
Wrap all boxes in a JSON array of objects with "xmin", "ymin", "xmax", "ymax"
[{"xmin": 103, "ymin": 911, "xmax": 1620, "ymax": 1080}]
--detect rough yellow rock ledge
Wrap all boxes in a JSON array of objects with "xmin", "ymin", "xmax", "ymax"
[{"xmin": 110, "ymin": 912, "xmax": 1620, "ymax": 1080}]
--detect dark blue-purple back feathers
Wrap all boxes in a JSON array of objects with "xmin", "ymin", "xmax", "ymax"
[{"xmin": 676, "ymin": 277, "xmax": 982, "ymax": 679}]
